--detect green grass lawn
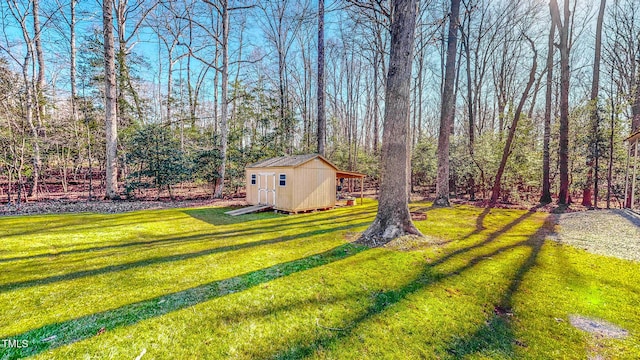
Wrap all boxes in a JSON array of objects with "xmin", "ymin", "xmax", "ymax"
[{"xmin": 1, "ymin": 199, "xmax": 639, "ymax": 359}]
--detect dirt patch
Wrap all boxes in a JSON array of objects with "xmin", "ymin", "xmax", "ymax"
[
  {"xmin": 569, "ymin": 315, "xmax": 629, "ymax": 339},
  {"xmin": 410, "ymin": 212, "xmax": 427, "ymax": 221},
  {"xmin": 383, "ymin": 234, "xmax": 450, "ymax": 252},
  {"xmin": 569, "ymin": 315, "xmax": 629, "ymax": 360}
]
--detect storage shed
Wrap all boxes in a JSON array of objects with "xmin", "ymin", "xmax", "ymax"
[{"xmin": 245, "ymin": 154, "xmax": 364, "ymax": 213}]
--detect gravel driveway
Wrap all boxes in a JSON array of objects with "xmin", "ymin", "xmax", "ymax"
[{"xmin": 552, "ymin": 209, "xmax": 640, "ymax": 262}]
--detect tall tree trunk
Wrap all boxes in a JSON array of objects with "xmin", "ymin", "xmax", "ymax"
[
  {"xmin": 70, "ymin": 0, "xmax": 78, "ymax": 125},
  {"xmin": 434, "ymin": 0, "xmax": 461, "ymax": 207},
  {"xmin": 462, "ymin": 26, "xmax": 475, "ymax": 201},
  {"xmin": 279, "ymin": 50, "xmax": 288, "ymax": 153},
  {"xmin": 214, "ymin": 2, "xmax": 230, "ymax": 199},
  {"xmin": 607, "ymin": 95, "xmax": 615, "ymax": 209},
  {"xmin": 115, "ymin": 0, "xmax": 145, "ymax": 125},
  {"xmin": 212, "ymin": 47, "xmax": 219, "ymax": 137},
  {"xmin": 33, "ymin": 0, "xmax": 46, "ymax": 127},
  {"xmin": 373, "ymin": 50, "xmax": 380, "ymax": 154},
  {"xmin": 13, "ymin": 4, "xmax": 41, "ymax": 198},
  {"xmin": 188, "ymin": 55, "xmax": 196, "ymax": 124},
  {"xmin": 582, "ymin": 0, "xmax": 606, "ymax": 208},
  {"xmin": 358, "ymin": 0, "xmax": 422, "ymax": 246},
  {"xmin": 417, "ymin": 50, "xmax": 423, "ymax": 141},
  {"xmin": 167, "ymin": 50, "xmax": 173, "ymax": 126},
  {"xmin": 551, "ymin": 0, "xmax": 570, "ymax": 205},
  {"xmin": 22, "ymin": 56, "xmax": 40, "ymax": 199},
  {"xmin": 104, "ymin": 0, "xmax": 119, "ymax": 199},
  {"xmin": 540, "ymin": 21, "xmax": 555, "ymax": 204},
  {"xmin": 490, "ymin": 39, "xmax": 538, "ymax": 204},
  {"xmin": 317, "ymin": 0, "xmax": 326, "ymax": 156},
  {"xmin": 232, "ymin": 22, "xmax": 245, "ymax": 145}
]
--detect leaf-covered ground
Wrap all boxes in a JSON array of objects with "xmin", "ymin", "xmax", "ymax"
[
  {"xmin": 1, "ymin": 200, "xmax": 638, "ymax": 359},
  {"xmin": 0, "ymin": 198, "xmax": 243, "ymax": 217}
]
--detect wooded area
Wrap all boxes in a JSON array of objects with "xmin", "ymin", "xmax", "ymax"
[{"xmin": 0, "ymin": 0, "xmax": 638, "ymax": 209}]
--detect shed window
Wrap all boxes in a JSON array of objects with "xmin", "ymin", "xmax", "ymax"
[
  {"xmin": 279, "ymin": 174, "xmax": 286, "ymax": 186},
  {"xmin": 251, "ymin": 174, "xmax": 256, "ymax": 185}
]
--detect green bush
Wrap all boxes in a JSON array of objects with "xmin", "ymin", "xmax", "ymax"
[{"xmin": 125, "ymin": 124, "xmax": 189, "ymax": 198}]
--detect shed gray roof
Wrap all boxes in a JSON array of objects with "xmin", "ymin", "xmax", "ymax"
[{"xmin": 247, "ymin": 154, "xmax": 338, "ymax": 169}]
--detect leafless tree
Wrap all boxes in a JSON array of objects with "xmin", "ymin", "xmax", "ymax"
[
  {"xmin": 104, "ymin": 0, "xmax": 119, "ymax": 199},
  {"xmin": 317, "ymin": 0, "xmax": 326, "ymax": 156},
  {"xmin": 540, "ymin": 19, "xmax": 555, "ymax": 204},
  {"xmin": 582, "ymin": 0, "xmax": 606, "ymax": 208},
  {"xmin": 3, "ymin": 0, "xmax": 43, "ymax": 198},
  {"xmin": 490, "ymin": 36, "xmax": 538, "ymax": 204},
  {"xmin": 358, "ymin": 0, "xmax": 422, "ymax": 245},
  {"xmin": 550, "ymin": 0, "xmax": 572, "ymax": 205},
  {"xmin": 434, "ymin": 0, "xmax": 461, "ymax": 207}
]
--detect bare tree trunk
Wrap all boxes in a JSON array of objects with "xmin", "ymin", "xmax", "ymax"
[
  {"xmin": 70, "ymin": 0, "xmax": 78, "ymax": 124},
  {"xmin": 490, "ymin": 39, "xmax": 538, "ymax": 204},
  {"xmin": 582, "ymin": 0, "xmax": 606, "ymax": 208},
  {"xmin": 373, "ymin": 50, "xmax": 380, "ymax": 154},
  {"xmin": 607, "ymin": 94, "xmax": 615, "ymax": 209},
  {"xmin": 11, "ymin": 3, "xmax": 42, "ymax": 199},
  {"xmin": 187, "ymin": 30, "xmax": 196, "ymax": 124},
  {"xmin": 299, "ymin": 35, "xmax": 310, "ymax": 151},
  {"xmin": 114, "ymin": 0, "xmax": 151, "ymax": 125},
  {"xmin": 33, "ymin": 0, "xmax": 46, "ymax": 127},
  {"xmin": 279, "ymin": 50, "xmax": 287, "ymax": 153},
  {"xmin": 317, "ymin": 0, "xmax": 326, "ymax": 156},
  {"xmin": 212, "ymin": 47, "xmax": 219, "ymax": 137},
  {"xmin": 167, "ymin": 50, "xmax": 173, "ymax": 125},
  {"xmin": 417, "ymin": 50, "xmax": 423, "ymax": 142},
  {"xmin": 462, "ymin": 23, "xmax": 474, "ymax": 201},
  {"xmin": 214, "ymin": 1, "xmax": 230, "ymax": 199},
  {"xmin": 551, "ymin": 0, "xmax": 570, "ymax": 205},
  {"xmin": 540, "ymin": 21, "xmax": 555, "ymax": 204},
  {"xmin": 434, "ymin": 0, "xmax": 461, "ymax": 207},
  {"xmin": 358, "ymin": 0, "xmax": 422, "ymax": 246},
  {"xmin": 232, "ymin": 21, "xmax": 245, "ymax": 143},
  {"xmin": 104, "ymin": 0, "xmax": 119, "ymax": 199},
  {"xmin": 634, "ymin": 76, "xmax": 640, "ymax": 132},
  {"xmin": 22, "ymin": 57, "xmax": 41, "ymax": 199}
]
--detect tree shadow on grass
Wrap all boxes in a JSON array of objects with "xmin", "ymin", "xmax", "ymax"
[
  {"xmin": 0, "ymin": 204, "xmax": 377, "ymax": 265},
  {"xmin": 0, "ymin": 220, "xmax": 370, "ymax": 294},
  {"xmin": 2, "ymin": 206, "xmax": 553, "ymax": 359},
  {"xmin": 433, "ymin": 207, "xmax": 539, "ymax": 266},
  {"xmin": 476, "ymin": 207, "xmax": 491, "ymax": 230},
  {"xmin": 183, "ymin": 206, "xmax": 376, "ymax": 229},
  {"xmin": 0, "ymin": 213, "xmax": 188, "ymax": 240},
  {"xmin": 1, "ymin": 244, "xmax": 367, "ymax": 360},
  {"xmin": 0, "ymin": 210, "xmax": 372, "ymax": 265},
  {"xmin": 271, "ymin": 211, "xmax": 556, "ymax": 359},
  {"xmin": 445, "ymin": 214, "xmax": 557, "ymax": 358},
  {"xmin": 182, "ymin": 207, "xmax": 283, "ymax": 226},
  {"xmin": 459, "ymin": 205, "xmax": 543, "ymax": 242}
]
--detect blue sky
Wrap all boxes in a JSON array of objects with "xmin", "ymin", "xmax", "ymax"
[{"xmin": 1, "ymin": 0, "xmax": 348, "ymax": 99}]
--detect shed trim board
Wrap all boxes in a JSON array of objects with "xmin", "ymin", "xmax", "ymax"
[{"xmin": 247, "ymin": 154, "xmax": 339, "ymax": 170}]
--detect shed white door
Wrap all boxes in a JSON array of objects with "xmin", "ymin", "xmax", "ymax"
[{"xmin": 257, "ymin": 173, "xmax": 276, "ymax": 206}]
